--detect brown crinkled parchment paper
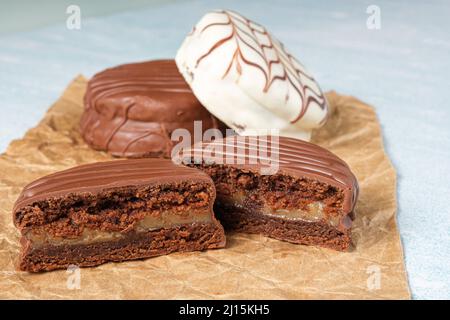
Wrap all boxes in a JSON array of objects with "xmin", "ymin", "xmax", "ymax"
[{"xmin": 0, "ymin": 76, "xmax": 410, "ymax": 299}]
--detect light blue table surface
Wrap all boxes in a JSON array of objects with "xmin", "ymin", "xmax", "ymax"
[{"xmin": 0, "ymin": 0, "xmax": 449, "ymax": 299}]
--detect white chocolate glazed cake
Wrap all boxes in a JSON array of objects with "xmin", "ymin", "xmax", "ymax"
[{"xmin": 176, "ymin": 10, "xmax": 329, "ymax": 141}]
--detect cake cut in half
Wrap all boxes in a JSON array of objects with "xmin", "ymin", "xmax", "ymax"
[
  {"xmin": 13, "ymin": 159, "xmax": 225, "ymax": 272},
  {"xmin": 179, "ymin": 135, "xmax": 359, "ymax": 251}
]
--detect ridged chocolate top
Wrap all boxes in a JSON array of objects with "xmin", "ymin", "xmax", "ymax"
[
  {"xmin": 13, "ymin": 158, "xmax": 213, "ymax": 212},
  {"xmin": 82, "ymin": 59, "xmax": 198, "ymax": 120},
  {"xmin": 79, "ymin": 59, "xmax": 225, "ymax": 157},
  {"xmin": 183, "ymin": 136, "xmax": 359, "ymax": 213}
]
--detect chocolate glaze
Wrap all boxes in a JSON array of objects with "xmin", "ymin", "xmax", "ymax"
[
  {"xmin": 80, "ymin": 59, "xmax": 226, "ymax": 158},
  {"xmin": 181, "ymin": 135, "xmax": 359, "ymax": 214},
  {"xmin": 13, "ymin": 158, "xmax": 213, "ymax": 216}
]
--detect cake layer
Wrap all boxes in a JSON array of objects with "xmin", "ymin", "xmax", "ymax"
[
  {"xmin": 19, "ymin": 223, "xmax": 224, "ymax": 272},
  {"xmin": 217, "ymin": 208, "xmax": 351, "ymax": 251},
  {"xmin": 79, "ymin": 59, "xmax": 226, "ymax": 158}
]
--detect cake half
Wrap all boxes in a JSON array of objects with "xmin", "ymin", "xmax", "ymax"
[
  {"xmin": 180, "ymin": 135, "xmax": 359, "ymax": 251},
  {"xmin": 13, "ymin": 159, "xmax": 225, "ymax": 272}
]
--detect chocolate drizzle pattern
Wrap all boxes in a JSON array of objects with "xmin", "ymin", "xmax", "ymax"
[
  {"xmin": 80, "ymin": 60, "xmax": 225, "ymax": 158},
  {"xmin": 194, "ymin": 10, "xmax": 328, "ymax": 124},
  {"xmin": 183, "ymin": 135, "xmax": 359, "ymax": 213},
  {"xmin": 13, "ymin": 158, "xmax": 212, "ymax": 212}
]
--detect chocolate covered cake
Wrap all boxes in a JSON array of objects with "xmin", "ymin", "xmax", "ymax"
[
  {"xmin": 179, "ymin": 135, "xmax": 359, "ymax": 251},
  {"xmin": 80, "ymin": 59, "xmax": 226, "ymax": 158},
  {"xmin": 13, "ymin": 159, "xmax": 225, "ymax": 272}
]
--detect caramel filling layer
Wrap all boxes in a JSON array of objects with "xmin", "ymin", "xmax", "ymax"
[
  {"xmin": 227, "ymin": 193, "xmax": 341, "ymax": 227},
  {"xmin": 26, "ymin": 209, "xmax": 212, "ymax": 248}
]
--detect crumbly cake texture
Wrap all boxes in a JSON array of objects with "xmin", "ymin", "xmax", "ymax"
[
  {"xmin": 13, "ymin": 159, "xmax": 225, "ymax": 272},
  {"xmin": 194, "ymin": 164, "xmax": 352, "ymax": 251},
  {"xmin": 182, "ymin": 135, "xmax": 359, "ymax": 251}
]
